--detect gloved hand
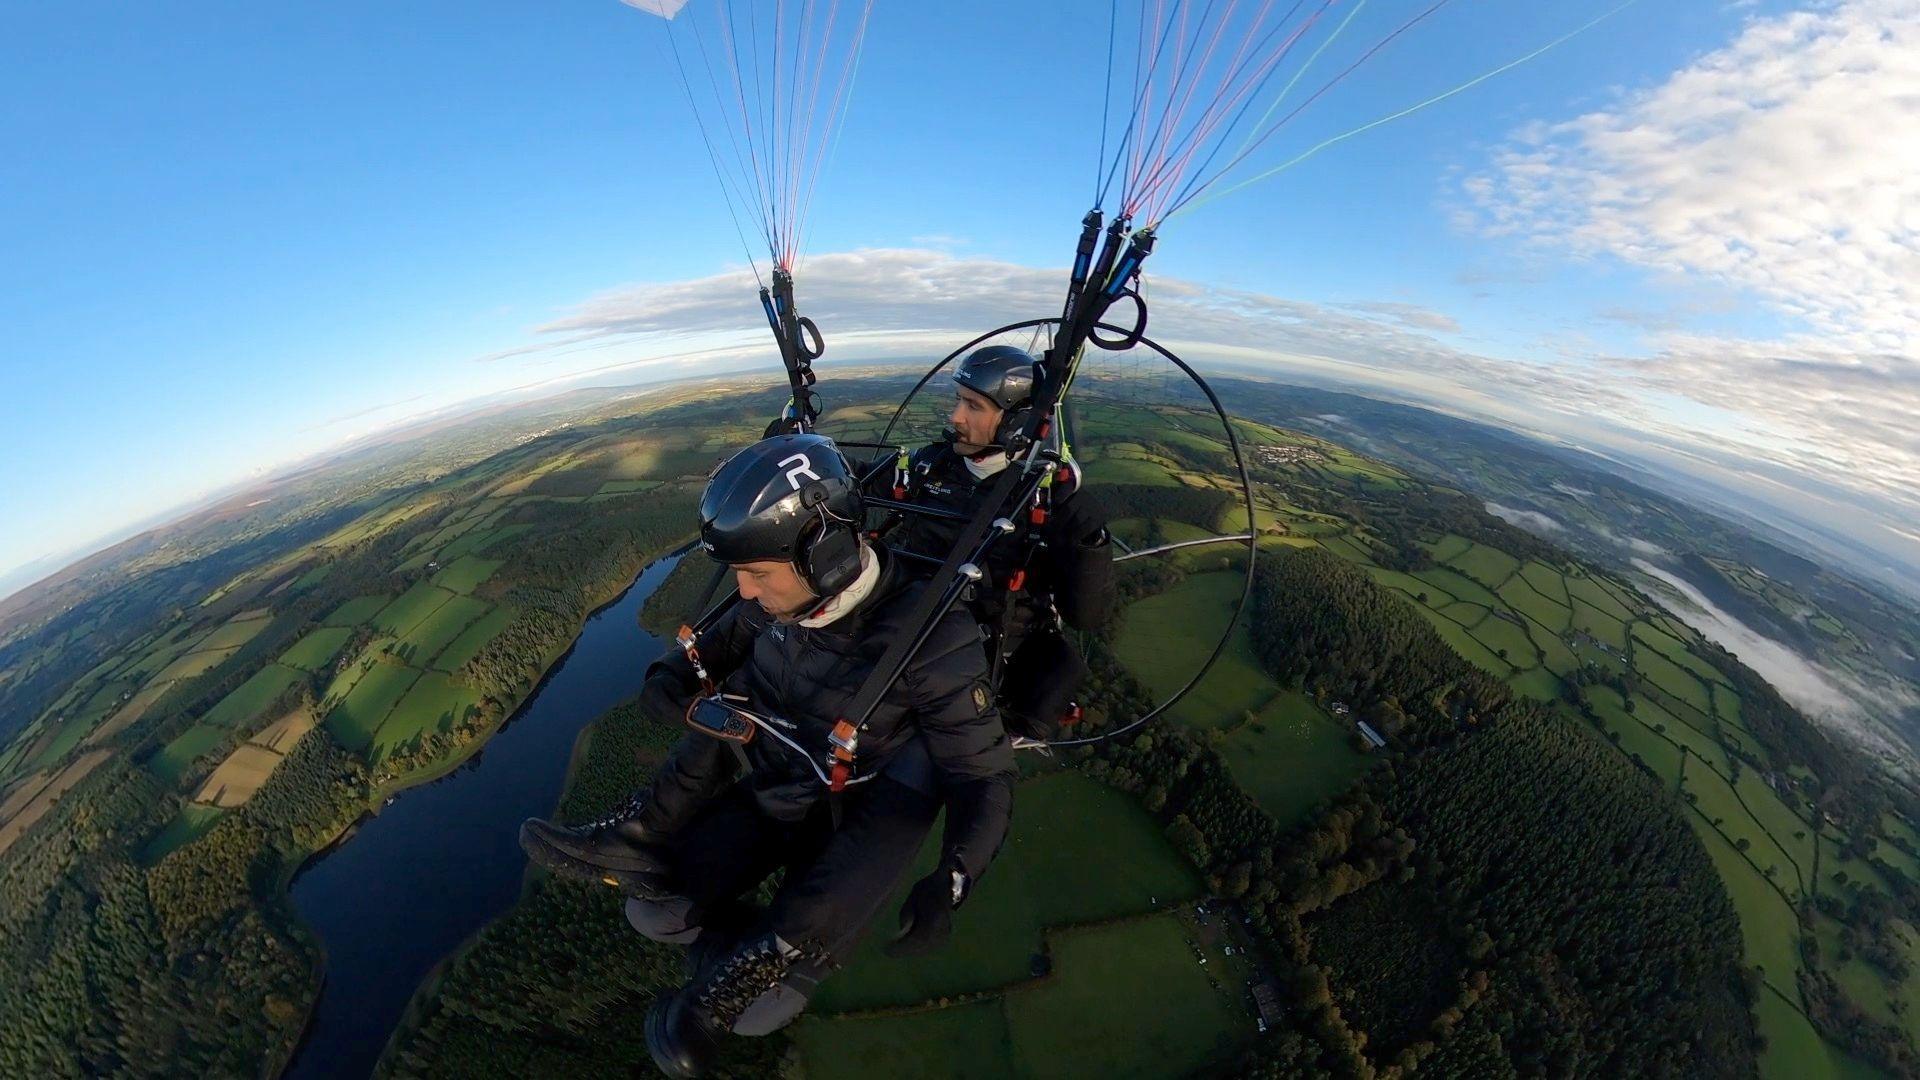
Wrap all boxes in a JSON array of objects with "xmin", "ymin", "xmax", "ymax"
[
  {"xmin": 883, "ymin": 865, "xmax": 969, "ymax": 958},
  {"xmin": 638, "ymin": 672, "xmax": 696, "ymax": 728}
]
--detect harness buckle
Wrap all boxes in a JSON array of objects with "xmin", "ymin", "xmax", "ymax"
[
  {"xmin": 1007, "ymin": 568, "xmax": 1027, "ymax": 592},
  {"xmin": 676, "ymin": 623, "xmax": 716, "ymax": 694},
  {"xmin": 827, "ymin": 719, "xmax": 858, "ymax": 792}
]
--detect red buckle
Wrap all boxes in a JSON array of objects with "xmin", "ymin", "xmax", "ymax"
[
  {"xmin": 1030, "ymin": 506, "xmax": 1047, "ymax": 525},
  {"xmin": 829, "ymin": 761, "xmax": 848, "ymax": 792},
  {"xmin": 1007, "ymin": 568, "xmax": 1027, "ymax": 592},
  {"xmin": 893, "ymin": 485, "xmax": 906, "ymax": 499}
]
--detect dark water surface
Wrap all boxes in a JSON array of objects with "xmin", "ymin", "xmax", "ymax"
[{"xmin": 285, "ymin": 551, "xmax": 685, "ymax": 1078}]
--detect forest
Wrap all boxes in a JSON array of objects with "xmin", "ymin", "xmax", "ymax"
[{"xmin": 0, "ymin": 420, "xmax": 704, "ymax": 1077}]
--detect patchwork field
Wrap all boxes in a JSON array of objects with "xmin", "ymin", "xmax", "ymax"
[
  {"xmin": 1112, "ymin": 572, "xmax": 1266, "ymax": 730},
  {"xmin": 1217, "ymin": 690, "xmax": 1369, "ymax": 824},
  {"xmin": 139, "ymin": 803, "xmax": 227, "ymax": 865},
  {"xmin": 280, "ymin": 626, "xmax": 355, "ymax": 672},
  {"xmin": 814, "ymin": 771, "xmax": 1202, "ymax": 1012},
  {"xmin": 327, "ymin": 660, "xmax": 423, "ymax": 753},
  {"xmin": 0, "ymin": 750, "xmax": 114, "ymax": 856},
  {"xmin": 1277, "ymin": 506, "xmax": 1899, "ymax": 1076},
  {"xmin": 150, "ymin": 724, "xmax": 230, "ymax": 784},
  {"xmin": 201, "ymin": 663, "xmax": 304, "ymax": 729}
]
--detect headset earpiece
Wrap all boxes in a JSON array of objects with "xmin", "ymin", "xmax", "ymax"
[{"xmin": 801, "ymin": 513, "xmax": 863, "ymax": 597}]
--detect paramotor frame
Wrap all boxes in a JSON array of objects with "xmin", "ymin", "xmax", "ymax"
[{"xmin": 875, "ymin": 317, "xmax": 1257, "ymax": 750}]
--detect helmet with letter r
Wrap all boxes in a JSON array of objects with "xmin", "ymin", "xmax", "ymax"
[{"xmin": 699, "ymin": 433, "xmax": 866, "ymax": 597}]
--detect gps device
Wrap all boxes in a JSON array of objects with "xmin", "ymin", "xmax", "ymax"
[{"xmin": 685, "ymin": 695, "xmax": 756, "ymax": 744}]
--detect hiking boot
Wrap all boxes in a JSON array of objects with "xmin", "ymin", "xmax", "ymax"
[
  {"xmin": 518, "ymin": 794, "xmax": 673, "ymax": 898},
  {"xmin": 646, "ymin": 934, "xmax": 799, "ymax": 1078}
]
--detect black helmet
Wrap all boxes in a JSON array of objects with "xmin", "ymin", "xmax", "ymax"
[
  {"xmin": 699, "ymin": 434, "xmax": 866, "ymax": 597},
  {"xmin": 952, "ymin": 345, "xmax": 1041, "ymax": 450}
]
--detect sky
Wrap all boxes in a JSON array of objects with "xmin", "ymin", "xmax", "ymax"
[{"xmin": 2, "ymin": 0, "xmax": 1915, "ymax": 599}]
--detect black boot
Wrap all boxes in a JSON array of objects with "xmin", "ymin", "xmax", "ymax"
[
  {"xmin": 646, "ymin": 934, "xmax": 799, "ymax": 1079},
  {"xmin": 681, "ymin": 900, "xmax": 758, "ymax": 981},
  {"xmin": 518, "ymin": 793, "xmax": 673, "ymax": 898}
]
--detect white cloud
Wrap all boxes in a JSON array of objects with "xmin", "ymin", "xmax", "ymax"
[
  {"xmin": 1485, "ymin": 501, "xmax": 1565, "ymax": 533},
  {"xmin": 1636, "ymin": 558, "xmax": 1915, "ymax": 762},
  {"xmin": 478, "ymin": 245, "xmax": 1918, "ymax": 581},
  {"xmin": 1470, "ymin": 0, "xmax": 1920, "ymax": 353},
  {"xmin": 1461, "ymin": 0, "xmax": 1920, "ymax": 560}
]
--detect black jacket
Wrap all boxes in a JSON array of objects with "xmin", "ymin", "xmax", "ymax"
[
  {"xmin": 870, "ymin": 444, "xmax": 1113, "ymax": 648},
  {"xmin": 641, "ymin": 548, "xmax": 1015, "ymax": 882}
]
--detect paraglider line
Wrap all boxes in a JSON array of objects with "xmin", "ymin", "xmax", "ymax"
[
  {"xmin": 1094, "ymin": 0, "xmax": 1118, "ymax": 206},
  {"xmin": 660, "ymin": 21, "xmax": 767, "ymax": 286},
  {"xmin": 1167, "ymin": 0, "xmax": 1641, "ymax": 220},
  {"xmin": 1129, "ymin": 0, "xmax": 1327, "ymax": 219},
  {"xmin": 1155, "ymin": 0, "xmax": 1362, "ymax": 219},
  {"xmin": 794, "ymin": 0, "xmax": 875, "ymax": 272},
  {"xmin": 1163, "ymin": 0, "xmax": 1456, "ymax": 218}
]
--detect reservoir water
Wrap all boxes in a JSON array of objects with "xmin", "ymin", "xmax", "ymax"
[{"xmin": 285, "ymin": 550, "xmax": 686, "ymax": 1078}]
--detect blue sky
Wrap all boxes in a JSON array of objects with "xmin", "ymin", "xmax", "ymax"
[{"xmin": 4, "ymin": 0, "xmax": 1915, "ymax": 595}]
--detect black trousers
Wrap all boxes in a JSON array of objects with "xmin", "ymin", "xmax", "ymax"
[
  {"xmin": 627, "ymin": 774, "xmax": 939, "ymax": 972},
  {"xmin": 998, "ymin": 624, "xmax": 1090, "ymax": 740}
]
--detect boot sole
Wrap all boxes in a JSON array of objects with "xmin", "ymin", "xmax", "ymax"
[{"xmin": 518, "ymin": 822, "xmax": 666, "ymax": 897}]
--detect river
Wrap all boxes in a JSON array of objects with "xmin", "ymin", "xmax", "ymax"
[{"xmin": 284, "ymin": 549, "xmax": 686, "ymax": 1079}]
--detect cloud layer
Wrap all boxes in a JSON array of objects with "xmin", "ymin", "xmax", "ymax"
[
  {"xmin": 1462, "ymin": 0, "xmax": 1920, "ymax": 536},
  {"xmin": 485, "ymin": 242, "xmax": 1915, "ymax": 581}
]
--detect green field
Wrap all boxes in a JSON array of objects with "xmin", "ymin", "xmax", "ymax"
[
  {"xmin": 393, "ymin": 595, "xmax": 491, "ymax": 665},
  {"xmin": 373, "ymin": 582, "xmax": 458, "ymax": 638},
  {"xmin": 201, "ymin": 664, "xmax": 304, "ymax": 729},
  {"xmin": 200, "ymin": 614, "xmax": 272, "ymax": 652},
  {"xmin": 1005, "ymin": 915, "xmax": 1250, "ymax": 1078},
  {"xmin": 802, "ymin": 915, "xmax": 1249, "ymax": 1080},
  {"xmin": 153, "ymin": 646, "xmax": 239, "ymax": 684},
  {"xmin": 373, "ymin": 672, "xmax": 483, "ymax": 761},
  {"xmin": 795, "ymin": 1000, "xmax": 1015, "ymax": 1080},
  {"xmin": 1413, "ymin": 607, "xmax": 1512, "ymax": 677},
  {"xmin": 1112, "ymin": 572, "xmax": 1265, "ymax": 729},
  {"xmin": 446, "ymin": 523, "xmax": 535, "ymax": 559},
  {"xmin": 279, "ymin": 626, "xmax": 355, "ymax": 672},
  {"xmin": 429, "ymin": 556, "xmax": 503, "ymax": 595},
  {"xmin": 1218, "ymin": 690, "xmax": 1368, "ymax": 824},
  {"xmin": 1447, "ymin": 542, "xmax": 1520, "ymax": 587},
  {"xmin": 1498, "ymin": 574, "xmax": 1571, "ymax": 633},
  {"xmin": 21, "ymin": 712, "xmax": 100, "ymax": 774},
  {"xmin": 814, "ymin": 771, "xmax": 1201, "ymax": 1011},
  {"xmin": 1565, "ymin": 572, "xmax": 1636, "ymax": 624},
  {"xmin": 326, "ymin": 661, "xmax": 423, "ymax": 753},
  {"xmin": 1602, "ymin": 713, "xmax": 1684, "ymax": 783},
  {"xmin": 139, "ymin": 804, "xmax": 227, "ymax": 864},
  {"xmin": 149, "ymin": 724, "xmax": 229, "ymax": 783},
  {"xmin": 1633, "ymin": 643, "xmax": 1715, "ymax": 716},
  {"xmin": 431, "ymin": 605, "xmax": 517, "ymax": 671},
  {"xmin": 1415, "ymin": 566, "xmax": 1501, "ymax": 609},
  {"xmin": 1570, "ymin": 598, "xmax": 1630, "ymax": 649},
  {"xmin": 1466, "ymin": 610, "xmax": 1538, "ymax": 666},
  {"xmin": 324, "ymin": 594, "xmax": 391, "ymax": 628}
]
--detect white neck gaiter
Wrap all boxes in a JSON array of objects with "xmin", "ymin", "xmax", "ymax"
[
  {"xmin": 963, "ymin": 451, "xmax": 1010, "ymax": 480},
  {"xmin": 798, "ymin": 542, "xmax": 880, "ymax": 628}
]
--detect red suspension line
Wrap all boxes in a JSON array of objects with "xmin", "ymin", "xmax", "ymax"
[
  {"xmin": 1126, "ymin": 0, "xmax": 1323, "ymax": 217},
  {"xmin": 1169, "ymin": 0, "xmax": 1457, "ymax": 217},
  {"xmin": 1137, "ymin": 0, "xmax": 1337, "ymax": 221}
]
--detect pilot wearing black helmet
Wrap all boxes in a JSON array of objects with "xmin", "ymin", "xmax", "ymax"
[
  {"xmin": 518, "ymin": 433, "xmax": 1014, "ymax": 1079},
  {"xmin": 874, "ymin": 344, "xmax": 1115, "ymax": 741}
]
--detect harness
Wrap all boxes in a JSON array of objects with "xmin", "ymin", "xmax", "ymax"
[{"xmin": 672, "ymin": 621, "xmax": 878, "ymax": 799}]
